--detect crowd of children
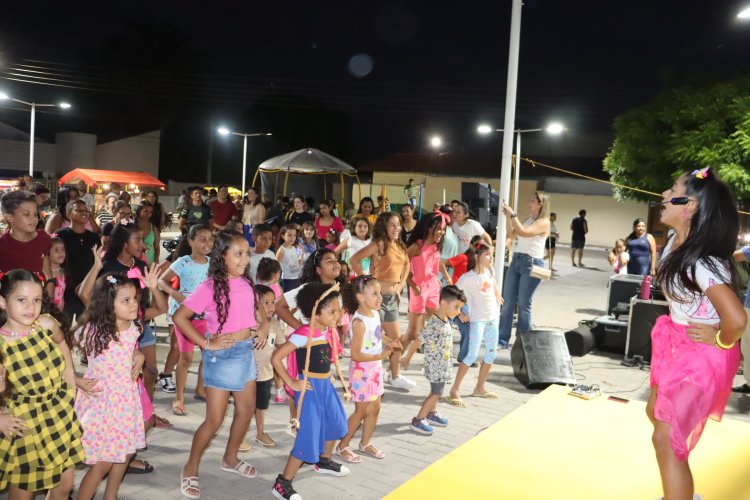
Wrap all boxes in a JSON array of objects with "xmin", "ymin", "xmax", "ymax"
[{"xmin": 2, "ymin": 170, "xmax": 738, "ymax": 500}]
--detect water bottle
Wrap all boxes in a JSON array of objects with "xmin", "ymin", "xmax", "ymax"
[{"xmin": 640, "ymin": 275, "xmax": 652, "ymax": 300}]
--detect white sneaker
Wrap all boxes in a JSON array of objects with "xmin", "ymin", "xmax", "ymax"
[{"xmin": 390, "ymin": 375, "xmax": 415, "ymax": 390}]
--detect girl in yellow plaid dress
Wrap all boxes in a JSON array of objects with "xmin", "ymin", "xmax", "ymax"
[{"xmin": 0, "ymin": 269, "xmax": 85, "ymax": 498}]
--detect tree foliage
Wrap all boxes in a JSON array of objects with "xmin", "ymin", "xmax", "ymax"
[{"xmin": 603, "ymin": 75, "xmax": 750, "ymax": 202}]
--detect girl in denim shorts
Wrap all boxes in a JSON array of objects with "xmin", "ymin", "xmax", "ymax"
[{"xmin": 173, "ymin": 230, "xmax": 269, "ymax": 499}]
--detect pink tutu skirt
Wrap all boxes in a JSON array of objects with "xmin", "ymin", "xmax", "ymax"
[{"xmin": 650, "ymin": 315, "xmax": 740, "ymax": 461}]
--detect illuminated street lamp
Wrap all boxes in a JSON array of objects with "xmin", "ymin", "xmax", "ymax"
[
  {"xmin": 477, "ymin": 122, "xmax": 565, "ymax": 214},
  {"xmin": 0, "ymin": 92, "xmax": 71, "ymax": 176},
  {"xmin": 430, "ymin": 135, "xmax": 443, "ymax": 149},
  {"xmin": 738, "ymin": 6, "xmax": 750, "ymax": 18},
  {"xmin": 217, "ymin": 127, "xmax": 272, "ymax": 194}
]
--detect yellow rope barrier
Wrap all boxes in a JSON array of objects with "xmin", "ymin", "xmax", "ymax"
[{"xmin": 516, "ymin": 156, "xmax": 750, "ymax": 215}]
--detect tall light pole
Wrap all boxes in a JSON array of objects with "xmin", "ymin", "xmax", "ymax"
[
  {"xmin": 492, "ymin": 0, "xmax": 523, "ymax": 288},
  {"xmin": 478, "ymin": 122, "xmax": 565, "ymax": 214},
  {"xmin": 217, "ymin": 127, "xmax": 272, "ymax": 194},
  {"xmin": 0, "ymin": 92, "xmax": 71, "ymax": 177}
]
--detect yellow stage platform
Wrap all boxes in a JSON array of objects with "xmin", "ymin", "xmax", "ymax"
[{"xmin": 386, "ymin": 385, "xmax": 750, "ymax": 500}]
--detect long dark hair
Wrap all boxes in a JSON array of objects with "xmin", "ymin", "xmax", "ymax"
[
  {"xmin": 78, "ymin": 273, "xmax": 141, "ymax": 356},
  {"xmin": 104, "ymin": 223, "xmax": 140, "ymax": 261},
  {"xmin": 208, "ymin": 230, "xmax": 254, "ymax": 334},
  {"xmin": 358, "ymin": 196, "xmax": 375, "ymax": 214},
  {"xmin": 372, "ymin": 212, "xmax": 407, "ymax": 257},
  {"xmin": 301, "ymin": 248, "xmax": 342, "ymax": 285},
  {"xmin": 245, "ymin": 186, "xmax": 261, "ymax": 207},
  {"xmin": 626, "ymin": 218, "xmax": 646, "ymax": 243},
  {"xmin": 174, "ymin": 224, "xmax": 209, "ymax": 259},
  {"xmin": 146, "ymin": 190, "xmax": 164, "ymax": 231},
  {"xmin": 135, "ymin": 200, "xmax": 153, "ymax": 223},
  {"xmin": 0, "ymin": 269, "xmax": 72, "ymax": 347},
  {"xmin": 55, "ymin": 186, "xmax": 79, "ymax": 219},
  {"xmin": 407, "ymin": 212, "xmax": 445, "ymax": 252},
  {"xmin": 657, "ymin": 169, "xmax": 740, "ymax": 301}
]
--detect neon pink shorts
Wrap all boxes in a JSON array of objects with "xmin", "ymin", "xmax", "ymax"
[
  {"xmin": 175, "ymin": 318, "xmax": 208, "ymax": 353},
  {"xmin": 408, "ymin": 278, "xmax": 440, "ymax": 314}
]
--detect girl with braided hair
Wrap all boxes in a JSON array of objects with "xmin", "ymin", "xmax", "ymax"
[
  {"xmin": 271, "ymin": 282, "xmax": 350, "ymax": 500},
  {"xmin": 173, "ymin": 230, "xmax": 269, "ymax": 499}
]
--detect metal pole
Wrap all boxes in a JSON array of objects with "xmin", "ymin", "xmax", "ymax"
[
  {"xmin": 493, "ymin": 0, "xmax": 523, "ymax": 288},
  {"xmin": 29, "ymin": 103, "xmax": 36, "ymax": 177},
  {"xmin": 241, "ymin": 134, "xmax": 248, "ymax": 195},
  {"xmin": 513, "ymin": 130, "xmax": 521, "ymax": 214}
]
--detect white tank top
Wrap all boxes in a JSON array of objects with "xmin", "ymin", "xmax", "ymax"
[
  {"xmin": 349, "ymin": 310, "xmax": 383, "ymax": 356},
  {"xmin": 515, "ymin": 218, "xmax": 547, "ymax": 259},
  {"xmin": 279, "ymin": 245, "xmax": 302, "ymax": 279}
]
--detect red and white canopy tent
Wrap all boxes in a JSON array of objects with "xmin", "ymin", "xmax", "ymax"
[{"xmin": 58, "ymin": 168, "xmax": 166, "ymax": 190}]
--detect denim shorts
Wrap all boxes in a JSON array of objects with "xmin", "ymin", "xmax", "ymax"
[
  {"xmin": 138, "ymin": 323, "xmax": 156, "ymax": 348},
  {"xmin": 202, "ymin": 338, "xmax": 257, "ymax": 391}
]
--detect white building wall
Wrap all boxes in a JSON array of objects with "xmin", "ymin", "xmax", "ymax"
[
  {"xmin": 95, "ymin": 131, "xmax": 160, "ymax": 177},
  {"xmin": 0, "ymin": 138, "xmax": 57, "ymax": 178}
]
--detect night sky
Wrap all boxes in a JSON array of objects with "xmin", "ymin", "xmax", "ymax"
[{"xmin": 1, "ymin": 1, "xmax": 750, "ymax": 183}]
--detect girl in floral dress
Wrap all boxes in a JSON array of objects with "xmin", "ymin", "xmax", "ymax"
[{"xmin": 74, "ymin": 273, "xmax": 148, "ymax": 500}]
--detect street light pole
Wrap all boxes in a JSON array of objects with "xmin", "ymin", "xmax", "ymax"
[
  {"xmin": 242, "ymin": 133, "xmax": 248, "ymax": 195},
  {"xmin": 493, "ymin": 0, "xmax": 523, "ymax": 288},
  {"xmin": 217, "ymin": 127, "xmax": 272, "ymax": 194},
  {"xmin": 29, "ymin": 103, "xmax": 36, "ymax": 177},
  {"xmin": 0, "ymin": 93, "xmax": 71, "ymax": 177}
]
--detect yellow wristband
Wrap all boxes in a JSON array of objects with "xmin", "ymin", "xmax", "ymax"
[{"xmin": 714, "ymin": 330, "xmax": 734, "ymax": 350}]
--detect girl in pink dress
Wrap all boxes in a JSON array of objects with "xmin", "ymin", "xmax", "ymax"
[
  {"xmin": 74, "ymin": 273, "xmax": 148, "ymax": 500},
  {"xmin": 648, "ymin": 168, "xmax": 745, "ymax": 500}
]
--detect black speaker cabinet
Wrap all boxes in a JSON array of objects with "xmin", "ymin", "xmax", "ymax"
[
  {"xmin": 625, "ymin": 298, "xmax": 669, "ymax": 362},
  {"xmin": 591, "ymin": 315, "xmax": 629, "ymax": 354},
  {"xmin": 564, "ymin": 323, "xmax": 597, "ymax": 357},
  {"xmin": 607, "ymin": 274, "xmax": 643, "ymax": 316},
  {"xmin": 511, "ymin": 330, "xmax": 577, "ymax": 389}
]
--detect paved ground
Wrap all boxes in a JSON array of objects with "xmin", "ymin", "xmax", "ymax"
[{"xmin": 65, "ymin": 245, "xmax": 749, "ymax": 499}]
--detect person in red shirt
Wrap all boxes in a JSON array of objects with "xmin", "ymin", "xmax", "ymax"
[
  {"xmin": 208, "ymin": 185, "xmax": 238, "ymax": 230},
  {"xmin": 0, "ymin": 190, "xmax": 52, "ymax": 275}
]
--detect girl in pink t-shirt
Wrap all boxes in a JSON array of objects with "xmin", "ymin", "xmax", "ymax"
[
  {"xmin": 401, "ymin": 212, "xmax": 451, "ymax": 370},
  {"xmin": 173, "ymin": 230, "xmax": 270, "ymax": 499}
]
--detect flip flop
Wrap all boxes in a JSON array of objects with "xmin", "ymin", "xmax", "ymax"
[
  {"xmin": 220, "ymin": 460, "xmax": 257, "ymax": 478},
  {"xmin": 469, "ymin": 391, "xmax": 499, "ymax": 399},
  {"xmin": 443, "ymin": 396, "xmax": 467, "ymax": 408},
  {"xmin": 172, "ymin": 403, "xmax": 187, "ymax": 416},
  {"xmin": 194, "ymin": 393, "xmax": 207, "ymax": 402},
  {"xmin": 126, "ymin": 459, "xmax": 154, "ymax": 474}
]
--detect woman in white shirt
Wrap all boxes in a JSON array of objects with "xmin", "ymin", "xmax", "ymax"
[{"xmin": 497, "ymin": 192, "xmax": 551, "ymax": 348}]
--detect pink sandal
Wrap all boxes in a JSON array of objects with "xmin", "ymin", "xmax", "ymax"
[
  {"xmin": 358, "ymin": 442, "xmax": 385, "ymax": 459},
  {"xmin": 335, "ymin": 445, "xmax": 362, "ymax": 463}
]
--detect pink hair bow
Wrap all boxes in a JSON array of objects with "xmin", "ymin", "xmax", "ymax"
[
  {"xmin": 126, "ymin": 267, "xmax": 145, "ymax": 288},
  {"xmin": 692, "ymin": 167, "xmax": 709, "ymax": 179},
  {"xmin": 433, "ymin": 210, "xmax": 451, "ymax": 229}
]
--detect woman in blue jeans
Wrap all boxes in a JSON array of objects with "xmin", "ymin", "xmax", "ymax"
[{"xmin": 498, "ymin": 192, "xmax": 551, "ymax": 347}]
